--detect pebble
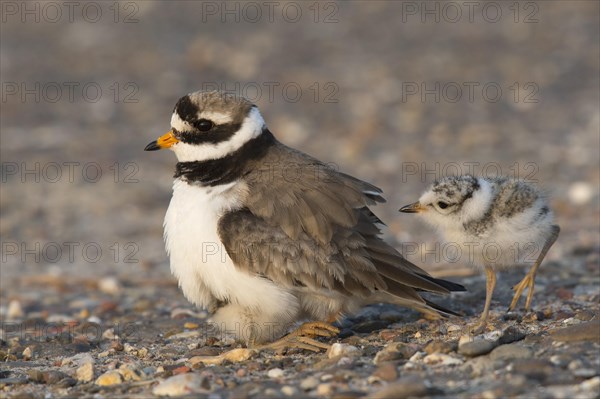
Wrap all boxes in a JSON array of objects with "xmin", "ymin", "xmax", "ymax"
[
  {"xmin": 98, "ymin": 277, "xmax": 121, "ymax": 295},
  {"xmin": 95, "ymin": 371, "xmax": 123, "ymax": 386},
  {"xmin": 7, "ymin": 300, "xmax": 25, "ymax": 320},
  {"xmin": 458, "ymin": 338, "xmax": 497, "ymax": 357},
  {"xmin": 489, "ymin": 344, "xmax": 533, "ymax": 361},
  {"xmin": 41, "ymin": 371, "xmax": 70, "ymax": 385},
  {"xmin": 373, "ymin": 343, "xmax": 419, "ymax": 365},
  {"xmin": 76, "ymin": 362, "xmax": 94, "ymax": 383},
  {"xmin": 549, "ymin": 354, "xmax": 571, "ymax": 367},
  {"xmin": 327, "ymin": 343, "xmax": 361, "ymax": 359},
  {"xmin": 568, "ymin": 359, "xmax": 598, "ymax": 378},
  {"xmin": 371, "ymin": 362, "xmax": 398, "ymax": 382},
  {"xmin": 189, "ymin": 348, "xmax": 256, "ymax": 366},
  {"xmin": 62, "ymin": 353, "xmax": 93, "ymax": 367},
  {"xmin": 236, "ymin": 368, "xmax": 246, "ymax": 378},
  {"xmin": 152, "ymin": 373, "xmax": 208, "ymax": 396},
  {"xmin": 568, "ymin": 181, "xmax": 594, "ymax": 205},
  {"xmin": 123, "ymin": 343, "xmax": 149, "ymax": 358},
  {"xmin": 281, "ymin": 385, "xmax": 297, "ymax": 396},
  {"xmin": 316, "ymin": 383, "xmax": 334, "ymax": 396},
  {"xmin": 170, "ymin": 308, "xmax": 207, "ymax": 319},
  {"xmin": 423, "ymin": 353, "xmax": 463, "ymax": 366},
  {"xmin": 267, "ymin": 368, "xmax": 284, "ymax": 378},
  {"xmin": 550, "ymin": 319, "xmax": 600, "ymax": 343},
  {"xmin": 371, "ymin": 378, "xmax": 429, "ymax": 398},
  {"xmin": 21, "ymin": 347, "xmax": 32, "ymax": 360},
  {"xmin": 509, "ymin": 359, "xmax": 555, "ymax": 381},
  {"xmin": 498, "ymin": 326, "xmax": 526, "ymax": 345},
  {"xmin": 102, "ymin": 328, "xmax": 118, "ymax": 340},
  {"xmin": 119, "ymin": 364, "xmax": 146, "ymax": 381},
  {"xmin": 300, "ymin": 376, "xmax": 320, "ymax": 391},
  {"xmin": 26, "ymin": 370, "xmax": 44, "ymax": 383},
  {"xmin": 172, "ymin": 366, "xmax": 191, "ymax": 375},
  {"xmin": 575, "ymin": 310, "xmax": 595, "ymax": 321},
  {"xmin": 168, "ymin": 330, "xmax": 201, "ymax": 340},
  {"xmin": 424, "ymin": 340, "xmax": 457, "ymax": 354}
]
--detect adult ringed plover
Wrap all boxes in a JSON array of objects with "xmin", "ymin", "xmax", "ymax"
[{"xmin": 145, "ymin": 91, "xmax": 465, "ymax": 351}]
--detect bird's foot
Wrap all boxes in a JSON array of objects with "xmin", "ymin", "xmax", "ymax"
[
  {"xmin": 469, "ymin": 321, "xmax": 488, "ymax": 336},
  {"xmin": 508, "ymin": 273, "xmax": 535, "ymax": 312},
  {"xmin": 258, "ymin": 321, "xmax": 340, "ymax": 353}
]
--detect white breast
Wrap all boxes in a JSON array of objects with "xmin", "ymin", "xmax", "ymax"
[{"xmin": 163, "ymin": 179, "xmax": 297, "ymax": 313}]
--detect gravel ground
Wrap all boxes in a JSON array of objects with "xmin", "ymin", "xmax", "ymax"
[{"xmin": 1, "ymin": 1, "xmax": 599, "ymax": 398}]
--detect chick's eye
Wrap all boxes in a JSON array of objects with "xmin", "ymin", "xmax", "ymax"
[
  {"xmin": 437, "ymin": 201, "xmax": 449, "ymax": 209},
  {"xmin": 194, "ymin": 119, "xmax": 213, "ymax": 132}
]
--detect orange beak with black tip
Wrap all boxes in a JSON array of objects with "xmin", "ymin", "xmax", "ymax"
[
  {"xmin": 399, "ymin": 202, "xmax": 426, "ymax": 213},
  {"xmin": 144, "ymin": 130, "xmax": 179, "ymax": 151}
]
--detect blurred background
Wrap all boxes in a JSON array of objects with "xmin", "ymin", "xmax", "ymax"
[{"xmin": 1, "ymin": 1, "xmax": 598, "ymax": 299}]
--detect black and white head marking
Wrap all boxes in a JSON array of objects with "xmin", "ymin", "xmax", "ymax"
[{"xmin": 169, "ymin": 91, "xmax": 267, "ymax": 162}]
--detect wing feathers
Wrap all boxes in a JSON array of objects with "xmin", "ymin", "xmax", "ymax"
[{"xmin": 217, "ymin": 142, "xmax": 461, "ymax": 317}]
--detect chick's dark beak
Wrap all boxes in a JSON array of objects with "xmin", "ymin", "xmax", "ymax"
[{"xmin": 399, "ymin": 202, "xmax": 425, "ymax": 213}]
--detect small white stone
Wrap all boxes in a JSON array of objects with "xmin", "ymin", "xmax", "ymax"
[
  {"xmin": 568, "ymin": 182, "xmax": 594, "ymax": 205},
  {"xmin": 22, "ymin": 347, "xmax": 32, "ymax": 360},
  {"xmin": 86, "ymin": 316, "xmax": 102, "ymax": 324},
  {"xmin": 408, "ymin": 351, "xmax": 426, "ymax": 362},
  {"xmin": 7, "ymin": 300, "xmax": 24, "ymax": 319},
  {"xmin": 62, "ymin": 353, "xmax": 94, "ymax": 367},
  {"xmin": 281, "ymin": 385, "xmax": 297, "ymax": 396},
  {"xmin": 316, "ymin": 383, "xmax": 334, "ymax": 396},
  {"xmin": 168, "ymin": 330, "xmax": 201, "ymax": 340},
  {"xmin": 102, "ymin": 328, "xmax": 117, "ymax": 340},
  {"xmin": 327, "ymin": 343, "xmax": 360, "ymax": 359},
  {"xmin": 300, "ymin": 376, "xmax": 319, "ymax": 391},
  {"xmin": 423, "ymin": 353, "xmax": 463, "ymax": 366},
  {"xmin": 152, "ymin": 373, "xmax": 207, "ymax": 396},
  {"xmin": 267, "ymin": 368, "xmax": 284, "ymax": 378},
  {"xmin": 98, "ymin": 277, "xmax": 121, "ymax": 295}
]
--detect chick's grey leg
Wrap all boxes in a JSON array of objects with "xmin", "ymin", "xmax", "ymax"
[{"xmin": 508, "ymin": 225, "xmax": 560, "ymax": 311}]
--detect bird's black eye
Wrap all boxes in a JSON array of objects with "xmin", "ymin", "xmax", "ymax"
[
  {"xmin": 437, "ymin": 201, "xmax": 449, "ymax": 209},
  {"xmin": 194, "ymin": 119, "xmax": 213, "ymax": 132}
]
